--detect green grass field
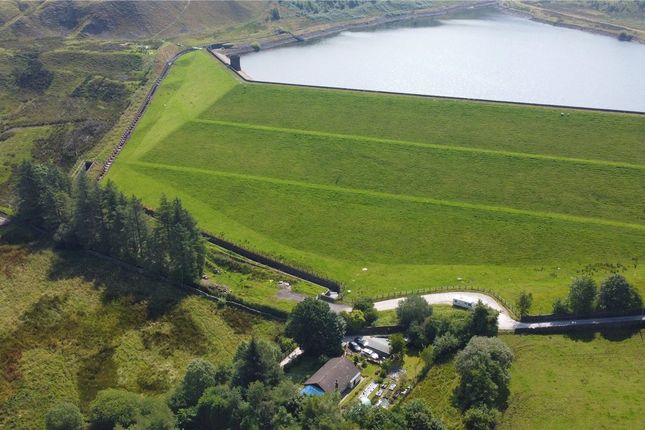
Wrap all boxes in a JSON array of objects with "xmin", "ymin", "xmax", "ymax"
[
  {"xmin": 499, "ymin": 331, "xmax": 645, "ymax": 430},
  {"xmin": 0, "ymin": 242, "xmax": 282, "ymax": 429},
  {"xmin": 108, "ymin": 50, "xmax": 645, "ymax": 312},
  {"xmin": 408, "ymin": 330, "xmax": 645, "ymax": 430}
]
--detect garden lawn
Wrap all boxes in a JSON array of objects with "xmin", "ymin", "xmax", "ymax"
[{"xmin": 108, "ymin": 50, "xmax": 645, "ymax": 312}]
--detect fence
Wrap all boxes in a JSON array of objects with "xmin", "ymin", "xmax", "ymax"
[
  {"xmin": 520, "ymin": 307, "xmax": 644, "ymax": 323},
  {"xmin": 202, "ymin": 232, "xmax": 343, "ymax": 293},
  {"xmin": 350, "ymin": 325, "xmax": 404, "ymax": 336},
  {"xmin": 86, "ymin": 249, "xmax": 288, "ymax": 321},
  {"xmin": 97, "ymin": 47, "xmax": 199, "ymax": 181},
  {"xmin": 515, "ymin": 319, "xmax": 644, "ymax": 335}
]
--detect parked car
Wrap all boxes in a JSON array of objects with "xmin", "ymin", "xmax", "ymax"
[
  {"xmin": 361, "ymin": 347, "xmax": 374, "ymax": 357},
  {"xmin": 355, "ymin": 336, "xmax": 368, "ymax": 347},
  {"xmin": 349, "ymin": 341, "xmax": 362, "ymax": 352}
]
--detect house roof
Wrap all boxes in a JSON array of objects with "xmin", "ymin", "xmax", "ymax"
[
  {"xmin": 365, "ymin": 337, "xmax": 391, "ymax": 355},
  {"xmin": 304, "ymin": 357, "xmax": 360, "ymax": 393}
]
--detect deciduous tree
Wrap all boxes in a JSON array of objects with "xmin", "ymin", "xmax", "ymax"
[
  {"xmin": 597, "ymin": 274, "xmax": 642, "ymax": 311},
  {"xmin": 567, "ymin": 277, "xmax": 597, "ymax": 314},
  {"xmin": 467, "ymin": 302, "xmax": 498, "ymax": 338},
  {"xmin": 516, "ymin": 291, "xmax": 533, "ymax": 318},
  {"xmin": 454, "ymin": 337, "xmax": 513, "ymax": 411},
  {"xmin": 396, "ymin": 295, "xmax": 432, "ymax": 329},
  {"xmin": 286, "ymin": 298, "xmax": 346, "ymax": 357}
]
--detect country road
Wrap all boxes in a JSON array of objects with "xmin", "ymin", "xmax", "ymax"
[{"xmin": 367, "ymin": 291, "xmax": 645, "ymax": 332}]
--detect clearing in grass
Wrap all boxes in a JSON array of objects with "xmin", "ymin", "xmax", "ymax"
[{"xmin": 107, "ymin": 50, "xmax": 645, "ymax": 312}]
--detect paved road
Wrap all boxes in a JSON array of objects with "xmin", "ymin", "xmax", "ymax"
[{"xmin": 367, "ymin": 291, "xmax": 643, "ymax": 332}]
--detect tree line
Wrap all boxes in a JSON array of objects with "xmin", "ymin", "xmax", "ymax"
[
  {"xmin": 552, "ymin": 274, "xmax": 642, "ymax": 315},
  {"xmin": 14, "ymin": 161, "xmax": 205, "ymax": 284},
  {"xmin": 46, "ymin": 336, "xmax": 445, "ymax": 430}
]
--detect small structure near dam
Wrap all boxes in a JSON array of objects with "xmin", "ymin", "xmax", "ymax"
[{"xmin": 229, "ymin": 54, "xmax": 241, "ymax": 71}]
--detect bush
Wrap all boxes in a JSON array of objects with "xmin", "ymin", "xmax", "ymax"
[
  {"xmin": 88, "ymin": 389, "xmax": 140, "ymax": 430},
  {"xmin": 433, "ymin": 333, "xmax": 460, "ymax": 362},
  {"xmin": 420, "ymin": 344, "xmax": 434, "ymax": 370},
  {"xmin": 464, "ymin": 406, "xmax": 498, "ymax": 430},
  {"xmin": 72, "ymin": 76, "xmax": 128, "ymax": 102},
  {"xmin": 45, "ymin": 402, "xmax": 83, "ymax": 430},
  {"xmin": 340, "ymin": 309, "xmax": 367, "ymax": 333},
  {"xmin": 12, "ymin": 51, "xmax": 54, "ymax": 92},
  {"xmin": 353, "ymin": 297, "xmax": 378, "ymax": 325},
  {"xmin": 551, "ymin": 298, "xmax": 569, "ymax": 315}
]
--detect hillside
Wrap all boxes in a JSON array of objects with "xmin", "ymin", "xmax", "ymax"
[
  {"xmin": 503, "ymin": 0, "xmax": 645, "ymax": 42},
  {"xmin": 0, "ymin": 0, "xmax": 270, "ymax": 40},
  {"xmin": 106, "ymin": 50, "xmax": 645, "ymax": 312},
  {"xmin": 0, "ymin": 235, "xmax": 284, "ymax": 429},
  {"xmin": 0, "ymin": 0, "xmax": 447, "ymax": 42}
]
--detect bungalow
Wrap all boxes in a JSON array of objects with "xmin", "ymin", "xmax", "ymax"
[{"xmin": 302, "ymin": 357, "xmax": 361, "ymax": 396}]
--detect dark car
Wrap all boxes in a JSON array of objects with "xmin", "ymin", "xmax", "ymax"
[{"xmin": 349, "ymin": 341, "xmax": 362, "ymax": 352}]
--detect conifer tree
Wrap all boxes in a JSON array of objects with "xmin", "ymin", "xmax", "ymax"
[{"xmin": 70, "ymin": 171, "xmax": 101, "ymax": 248}]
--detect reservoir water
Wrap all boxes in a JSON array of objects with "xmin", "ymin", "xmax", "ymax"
[{"xmin": 242, "ymin": 8, "xmax": 645, "ymax": 112}]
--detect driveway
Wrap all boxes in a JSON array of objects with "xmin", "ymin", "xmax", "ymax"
[{"xmin": 370, "ymin": 292, "xmax": 644, "ymax": 332}]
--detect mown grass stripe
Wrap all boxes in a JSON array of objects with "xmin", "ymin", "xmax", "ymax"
[
  {"xmin": 128, "ymin": 160, "xmax": 645, "ymax": 231},
  {"xmin": 191, "ymin": 118, "xmax": 645, "ymax": 171}
]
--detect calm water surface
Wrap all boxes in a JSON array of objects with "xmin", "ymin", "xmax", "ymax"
[{"xmin": 242, "ymin": 9, "xmax": 645, "ymax": 111}]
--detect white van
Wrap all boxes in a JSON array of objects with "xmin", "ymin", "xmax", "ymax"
[{"xmin": 453, "ymin": 297, "xmax": 475, "ymax": 310}]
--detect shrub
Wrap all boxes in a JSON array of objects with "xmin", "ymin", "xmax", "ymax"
[
  {"xmin": 88, "ymin": 389, "xmax": 140, "ymax": 430},
  {"xmin": 551, "ymin": 298, "xmax": 569, "ymax": 315},
  {"xmin": 340, "ymin": 309, "xmax": 367, "ymax": 333},
  {"xmin": 353, "ymin": 297, "xmax": 378, "ymax": 325},
  {"xmin": 45, "ymin": 402, "xmax": 83, "ymax": 430},
  {"xmin": 433, "ymin": 333, "xmax": 460, "ymax": 362},
  {"xmin": 12, "ymin": 51, "xmax": 54, "ymax": 91},
  {"xmin": 464, "ymin": 406, "xmax": 498, "ymax": 430}
]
